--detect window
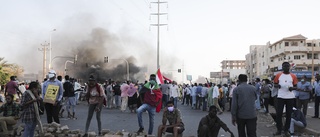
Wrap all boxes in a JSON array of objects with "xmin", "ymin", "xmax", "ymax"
[
  {"xmin": 307, "ymin": 43, "xmax": 312, "ymax": 46},
  {"xmin": 301, "ymin": 41, "xmax": 303, "ymax": 43},
  {"xmin": 291, "ymin": 41, "xmax": 298, "ymax": 46},
  {"xmin": 271, "ymin": 59, "xmax": 273, "ymax": 62},
  {"xmin": 285, "ymin": 42, "xmax": 289, "ymax": 46},
  {"xmin": 294, "ymin": 55, "xmax": 301, "ymax": 60},
  {"xmin": 307, "ymin": 53, "xmax": 312, "ymax": 59},
  {"xmin": 308, "ymin": 53, "xmax": 319, "ymax": 59}
]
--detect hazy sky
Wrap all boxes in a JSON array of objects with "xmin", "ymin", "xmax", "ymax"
[{"xmin": 1, "ymin": 0, "xmax": 320, "ymax": 81}]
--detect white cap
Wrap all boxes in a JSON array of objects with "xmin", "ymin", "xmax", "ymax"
[{"xmin": 48, "ymin": 70, "xmax": 56, "ymax": 78}]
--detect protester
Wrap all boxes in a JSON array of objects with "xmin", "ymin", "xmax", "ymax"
[
  {"xmin": 128, "ymin": 83, "xmax": 139, "ymax": 113},
  {"xmin": 289, "ymin": 107, "xmax": 306, "ymax": 135},
  {"xmin": 169, "ymin": 81, "xmax": 179, "ymax": 108},
  {"xmin": 313, "ymin": 75, "xmax": 320, "ymax": 118},
  {"xmin": 261, "ymin": 79, "xmax": 272, "ymax": 113},
  {"xmin": 42, "ymin": 70, "xmax": 63, "ymax": 124},
  {"xmin": 231, "ymin": 74, "xmax": 257, "ymax": 137},
  {"xmin": 185, "ymin": 84, "xmax": 191, "ymax": 106},
  {"xmin": 195, "ymin": 83, "xmax": 203, "ymax": 109},
  {"xmin": 136, "ymin": 74, "xmax": 162, "ymax": 135},
  {"xmin": 201, "ymin": 83, "xmax": 208, "ymax": 111},
  {"xmin": 254, "ymin": 78, "xmax": 261, "ymax": 110},
  {"xmin": 105, "ymin": 80, "xmax": 114, "ymax": 109},
  {"xmin": 160, "ymin": 80, "xmax": 170, "ymax": 108},
  {"xmin": 21, "ymin": 82, "xmax": 43, "ymax": 137},
  {"xmin": 0, "ymin": 94, "xmax": 20, "ymax": 134},
  {"xmin": 198, "ymin": 105, "xmax": 234, "ymax": 137},
  {"xmin": 5, "ymin": 76, "xmax": 22, "ymax": 100},
  {"xmin": 74, "ymin": 79, "xmax": 82, "ymax": 105},
  {"xmin": 273, "ymin": 62, "xmax": 298, "ymax": 136},
  {"xmin": 227, "ymin": 82, "xmax": 236, "ymax": 111},
  {"xmin": 296, "ymin": 75, "xmax": 312, "ymax": 116},
  {"xmin": 120, "ymin": 81, "xmax": 130, "ymax": 112},
  {"xmin": 83, "ymin": 75, "xmax": 105, "ymax": 136},
  {"xmin": 63, "ymin": 75, "xmax": 77, "ymax": 119},
  {"xmin": 157, "ymin": 101, "xmax": 184, "ymax": 137},
  {"xmin": 191, "ymin": 83, "xmax": 197, "ymax": 109},
  {"xmin": 212, "ymin": 83, "xmax": 223, "ymax": 114},
  {"xmin": 113, "ymin": 81, "xmax": 121, "ymax": 109}
]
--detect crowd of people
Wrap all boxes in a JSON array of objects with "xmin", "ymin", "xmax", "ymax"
[{"xmin": 1, "ymin": 61, "xmax": 320, "ymax": 136}]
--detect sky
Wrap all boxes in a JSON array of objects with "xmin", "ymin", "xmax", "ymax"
[{"xmin": 1, "ymin": 0, "xmax": 320, "ymax": 82}]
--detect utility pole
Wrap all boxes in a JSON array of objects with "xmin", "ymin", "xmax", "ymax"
[
  {"xmin": 38, "ymin": 41, "xmax": 50, "ymax": 79},
  {"xmin": 312, "ymin": 39, "xmax": 315, "ymax": 82},
  {"xmin": 150, "ymin": 0, "xmax": 168, "ymax": 70}
]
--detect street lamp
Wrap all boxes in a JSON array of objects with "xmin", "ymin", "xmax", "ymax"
[
  {"xmin": 49, "ymin": 29, "xmax": 56, "ymax": 69},
  {"xmin": 64, "ymin": 60, "xmax": 74, "ymax": 75},
  {"xmin": 105, "ymin": 56, "xmax": 130, "ymax": 80}
]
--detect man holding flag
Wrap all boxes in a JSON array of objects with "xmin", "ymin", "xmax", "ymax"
[{"xmin": 137, "ymin": 73, "xmax": 163, "ymax": 135}]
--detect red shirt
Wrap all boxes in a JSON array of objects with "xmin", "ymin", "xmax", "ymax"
[{"xmin": 6, "ymin": 81, "xmax": 18, "ymax": 94}]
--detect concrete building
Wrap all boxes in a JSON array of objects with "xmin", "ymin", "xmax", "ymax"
[
  {"xmin": 246, "ymin": 34, "xmax": 320, "ymax": 81},
  {"xmin": 219, "ymin": 60, "xmax": 246, "ymax": 83}
]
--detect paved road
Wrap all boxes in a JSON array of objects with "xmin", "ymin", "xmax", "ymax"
[{"xmin": 39, "ymin": 101, "xmax": 238, "ymax": 136}]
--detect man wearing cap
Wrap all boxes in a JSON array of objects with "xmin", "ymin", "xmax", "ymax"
[{"xmin": 42, "ymin": 70, "xmax": 63, "ymax": 124}]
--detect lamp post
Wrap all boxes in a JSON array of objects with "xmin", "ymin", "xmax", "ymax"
[
  {"xmin": 64, "ymin": 60, "xmax": 74, "ymax": 75},
  {"xmin": 105, "ymin": 57, "xmax": 129, "ymax": 80},
  {"xmin": 49, "ymin": 29, "xmax": 56, "ymax": 69}
]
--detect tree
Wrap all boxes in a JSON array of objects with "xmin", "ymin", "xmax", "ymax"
[{"xmin": 0, "ymin": 57, "xmax": 24, "ymax": 85}]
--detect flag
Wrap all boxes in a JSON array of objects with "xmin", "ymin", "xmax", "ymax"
[
  {"xmin": 156, "ymin": 68, "xmax": 164, "ymax": 84},
  {"xmin": 163, "ymin": 76, "xmax": 172, "ymax": 83}
]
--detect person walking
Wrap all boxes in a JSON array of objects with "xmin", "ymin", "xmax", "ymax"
[
  {"xmin": 136, "ymin": 74, "xmax": 162, "ymax": 135},
  {"xmin": 231, "ymin": 74, "xmax": 257, "ymax": 137},
  {"xmin": 273, "ymin": 62, "xmax": 298, "ymax": 136},
  {"xmin": 63, "ymin": 75, "xmax": 77, "ymax": 119},
  {"xmin": 21, "ymin": 82, "xmax": 43, "ymax": 137},
  {"xmin": 83, "ymin": 75, "xmax": 105, "ymax": 136}
]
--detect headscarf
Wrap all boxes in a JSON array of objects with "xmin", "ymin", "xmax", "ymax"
[{"xmin": 127, "ymin": 83, "xmax": 137, "ymax": 97}]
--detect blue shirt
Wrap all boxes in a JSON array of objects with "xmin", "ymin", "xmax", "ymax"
[
  {"xmin": 297, "ymin": 81, "xmax": 312, "ymax": 100},
  {"xmin": 315, "ymin": 81, "xmax": 320, "ymax": 96},
  {"xmin": 255, "ymin": 82, "xmax": 261, "ymax": 96},
  {"xmin": 42, "ymin": 79, "xmax": 64, "ymax": 102}
]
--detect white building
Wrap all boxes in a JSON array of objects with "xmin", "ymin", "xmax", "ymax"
[{"xmin": 246, "ymin": 34, "xmax": 320, "ymax": 81}]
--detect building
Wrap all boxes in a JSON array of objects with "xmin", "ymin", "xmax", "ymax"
[
  {"xmin": 245, "ymin": 45, "xmax": 269, "ymax": 82},
  {"xmin": 214, "ymin": 60, "xmax": 246, "ymax": 83},
  {"xmin": 246, "ymin": 34, "xmax": 320, "ymax": 81}
]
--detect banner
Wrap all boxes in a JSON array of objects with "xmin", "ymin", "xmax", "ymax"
[{"xmin": 43, "ymin": 84, "xmax": 59, "ymax": 104}]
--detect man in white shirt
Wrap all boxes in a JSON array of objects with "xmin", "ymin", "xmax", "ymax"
[
  {"xmin": 212, "ymin": 83, "xmax": 223, "ymax": 114},
  {"xmin": 170, "ymin": 81, "xmax": 179, "ymax": 108},
  {"xmin": 73, "ymin": 79, "xmax": 82, "ymax": 105}
]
